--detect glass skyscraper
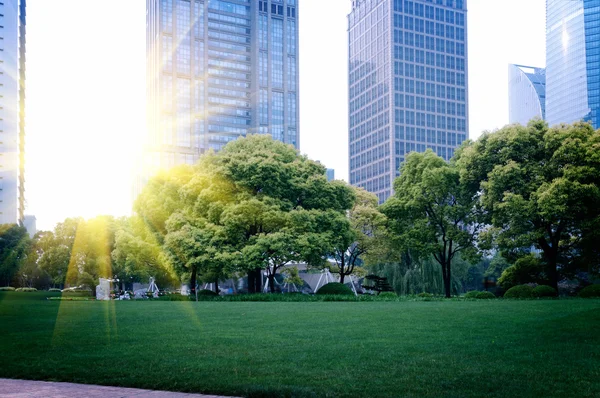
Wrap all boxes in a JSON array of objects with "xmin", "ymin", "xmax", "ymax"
[
  {"xmin": 145, "ymin": 0, "xmax": 299, "ymax": 175},
  {"xmin": 546, "ymin": 0, "xmax": 600, "ymax": 128},
  {"xmin": 348, "ymin": 0, "xmax": 468, "ymax": 203},
  {"xmin": 508, "ymin": 64, "xmax": 546, "ymax": 125},
  {"xmin": 0, "ymin": 0, "xmax": 27, "ymax": 225}
]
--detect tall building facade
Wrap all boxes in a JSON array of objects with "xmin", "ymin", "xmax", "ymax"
[
  {"xmin": 145, "ymin": 0, "xmax": 299, "ymax": 176},
  {"xmin": 546, "ymin": 0, "xmax": 600, "ymax": 128},
  {"xmin": 348, "ymin": 0, "xmax": 468, "ymax": 203},
  {"xmin": 508, "ymin": 64, "xmax": 546, "ymax": 125},
  {"xmin": 0, "ymin": 0, "xmax": 27, "ymax": 225}
]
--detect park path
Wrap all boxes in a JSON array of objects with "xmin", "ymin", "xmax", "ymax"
[{"xmin": 0, "ymin": 379, "xmax": 241, "ymax": 398}]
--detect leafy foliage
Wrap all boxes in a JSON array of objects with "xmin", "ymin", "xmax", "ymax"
[
  {"xmin": 459, "ymin": 121, "xmax": 600, "ymax": 289},
  {"xmin": 504, "ymin": 285, "xmax": 534, "ymax": 299},
  {"xmin": 475, "ymin": 291, "xmax": 496, "ymax": 299},
  {"xmin": 578, "ymin": 284, "xmax": 600, "ymax": 298},
  {"xmin": 498, "ymin": 255, "xmax": 546, "ymax": 290},
  {"xmin": 0, "ymin": 224, "xmax": 31, "ymax": 286},
  {"xmin": 532, "ymin": 285, "xmax": 558, "ymax": 298},
  {"xmin": 382, "ymin": 150, "xmax": 480, "ymax": 298},
  {"xmin": 316, "ymin": 282, "xmax": 354, "ymax": 296}
]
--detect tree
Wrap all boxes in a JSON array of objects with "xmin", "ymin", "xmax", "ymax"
[
  {"xmin": 136, "ymin": 135, "xmax": 355, "ymax": 294},
  {"xmin": 382, "ymin": 150, "xmax": 479, "ymax": 298},
  {"xmin": 112, "ymin": 216, "xmax": 176, "ymax": 289},
  {"xmin": 328, "ymin": 187, "xmax": 387, "ymax": 284},
  {"xmin": 458, "ymin": 121, "xmax": 600, "ymax": 290},
  {"xmin": 37, "ymin": 219, "xmax": 80, "ymax": 289},
  {"xmin": 0, "ymin": 224, "xmax": 30, "ymax": 286}
]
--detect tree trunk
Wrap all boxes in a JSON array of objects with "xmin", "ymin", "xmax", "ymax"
[
  {"xmin": 442, "ymin": 262, "xmax": 452, "ymax": 298},
  {"xmin": 248, "ymin": 269, "xmax": 262, "ymax": 293},
  {"xmin": 547, "ymin": 257, "xmax": 559, "ymax": 292},
  {"xmin": 339, "ymin": 273, "xmax": 345, "ymax": 285},
  {"xmin": 214, "ymin": 278, "xmax": 219, "ymax": 295},
  {"xmin": 190, "ymin": 267, "xmax": 197, "ymax": 299},
  {"xmin": 268, "ymin": 272, "xmax": 276, "ymax": 293}
]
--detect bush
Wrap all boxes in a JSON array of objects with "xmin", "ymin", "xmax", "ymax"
[
  {"xmin": 532, "ymin": 285, "xmax": 557, "ymax": 298},
  {"xmin": 156, "ymin": 294, "xmax": 191, "ymax": 301},
  {"xmin": 378, "ymin": 292, "xmax": 398, "ymax": 298},
  {"xmin": 417, "ymin": 292, "xmax": 433, "ymax": 298},
  {"xmin": 198, "ymin": 289, "xmax": 219, "ymax": 297},
  {"xmin": 504, "ymin": 284, "xmax": 534, "ymax": 299},
  {"xmin": 15, "ymin": 287, "xmax": 37, "ymax": 292},
  {"xmin": 464, "ymin": 291, "xmax": 481, "ymax": 299},
  {"xmin": 579, "ymin": 284, "xmax": 600, "ymax": 298},
  {"xmin": 475, "ymin": 291, "xmax": 496, "ymax": 299},
  {"xmin": 62, "ymin": 290, "xmax": 92, "ymax": 297},
  {"xmin": 0, "ymin": 287, "xmax": 16, "ymax": 291},
  {"xmin": 48, "ymin": 288, "xmax": 61, "ymax": 292},
  {"xmin": 316, "ymin": 283, "xmax": 354, "ymax": 296},
  {"xmin": 498, "ymin": 255, "xmax": 546, "ymax": 290}
]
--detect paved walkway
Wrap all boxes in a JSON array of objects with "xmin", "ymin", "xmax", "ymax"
[{"xmin": 0, "ymin": 379, "xmax": 240, "ymax": 398}]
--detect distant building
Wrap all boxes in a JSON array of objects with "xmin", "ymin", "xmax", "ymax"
[
  {"xmin": 508, "ymin": 64, "xmax": 546, "ymax": 125},
  {"xmin": 546, "ymin": 0, "xmax": 600, "ymax": 128},
  {"xmin": 348, "ymin": 0, "xmax": 469, "ymax": 203},
  {"xmin": 23, "ymin": 215, "xmax": 36, "ymax": 238},
  {"xmin": 0, "ymin": 1, "xmax": 27, "ymax": 225},
  {"xmin": 143, "ymin": 0, "xmax": 300, "ymax": 178},
  {"xmin": 326, "ymin": 169, "xmax": 335, "ymax": 181}
]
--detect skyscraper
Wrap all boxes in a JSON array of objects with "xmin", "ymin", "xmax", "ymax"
[
  {"xmin": 508, "ymin": 64, "xmax": 546, "ymax": 125},
  {"xmin": 348, "ymin": 0, "xmax": 468, "ymax": 203},
  {"xmin": 145, "ymin": 0, "xmax": 299, "ymax": 177},
  {"xmin": 0, "ymin": 0, "xmax": 27, "ymax": 225},
  {"xmin": 546, "ymin": 0, "xmax": 600, "ymax": 128}
]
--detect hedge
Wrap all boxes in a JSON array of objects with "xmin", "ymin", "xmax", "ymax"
[
  {"xmin": 532, "ymin": 285, "xmax": 557, "ymax": 298},
  {"xmin": 579, "ymin": 285, "xmax": 600, "ymax": 298},
  {"xmin": 316, "ymin": 283, "xmax": 354, "ymax": 296},
  {"xmin": 504, "ymin": 284, "xmax": 534, "ymax": 299}
]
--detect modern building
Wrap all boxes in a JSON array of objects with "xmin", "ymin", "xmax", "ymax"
[
  {"xmin": 348, "ymin": 0, "xmax": 468, "ymax": 203},
  {"xmin": 326, "ymin": 168, "xmax": 335, "ymax": 181},
  {"xmin": 144, "ymin": 0, "xmax": 299, "ymax": 177},
  {"xmin": 23, "ymin": 215, "xmax": 36, "ymax": 238},
  {"xmin": 0, "ymin": 1, "xmax": 27, "ymax": 225},
  {"xmin": 508, "ymin": 64, "xmax": 546, "ymax": 125},
  {"xmin": 546, "ymin": 0, "xmax": 600, "ymax": 128}
]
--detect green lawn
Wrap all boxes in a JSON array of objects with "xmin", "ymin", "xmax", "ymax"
[{"xmin": 1, "ymin": 292, "xmax": 599, "ymax": 398}]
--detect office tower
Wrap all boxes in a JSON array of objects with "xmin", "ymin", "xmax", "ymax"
[
  {"xmin": 508, "ymin": 64, "xmax": 546, "ymax": 125},
  {"xmin": 145, "ymin": 0, "xmax": 299, "ymax": 176},
  {"xmin": 348, "ymin": 0, "xmax": 468, "ymax": 203},
  {"xmin": 326, "ymin": 168, "xmax": 335, "ymax": 181},
  {"xmin": 546, "ymin": 0, "xmax": 600, "ymax": 128},
  {"xmin": 0, "ymin": 1, "xmax": 26, "ymax": 225}
]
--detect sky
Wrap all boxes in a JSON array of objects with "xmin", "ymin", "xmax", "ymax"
[{"xmin": 25, "ymin": 0, "xmax": 546, "ymax": 231}]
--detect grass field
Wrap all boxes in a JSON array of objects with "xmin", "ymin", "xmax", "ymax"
[{"xmin": 1, "ymin": 292, "xmax": 599, "ymax": 398}]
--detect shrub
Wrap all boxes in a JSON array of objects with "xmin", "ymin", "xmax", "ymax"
[
  {"xmin": 156, "ymin": 294, "xmax": 191, "ymax": 301},
  {"xmin": 378, "ymin": 292, "xmax": 398, "ymax": 298},
  {"xmin": 198, "ymin": 289, "xmax": 219, "ymax": 297},
  {"xmin": 417, "ymin": 292, "xmax": 433, "ymax": 298},
  {"xmin": 48, "ymin": 288, "xmax": 61, "ymax": 292},
  {"xmin": 475, "ymin": 291, "xmax": 496, "ymax": 299},
  {"xmin": 464, "ymin": 290, "xmax": 480, "ymax": 299},
  {"xmin": 532, "ymin": 285, "xmax": 557, "ymax": 298},
  {"xmin": 62, "ymin": 290, "xmax": 92, "ymax": 297},
  {"xmin": 15, "ymin": 287, "xmax": 37, "ymax": 292},
  {"xmin": 316, "ymin": 283, "xmax": 354, "ymax": 296},
  {"xmin": 579, "ymin": 284, "xmax": 600, "ymax": 298},
  {"xmin": 498, "ymin": 255, "xmax": 546, "ymax": 290},
  {"xmin": 0, "ymin": 287, "xmax": 16, "ymax": 291},
  {"xmin": 504, "ymin": 284, "xmax": 534, "ymax": 299}
]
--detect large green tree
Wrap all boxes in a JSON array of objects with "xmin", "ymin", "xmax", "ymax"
[
  {"xmin": 0, "ymin": 224, "xmax": 31, "ymax": 286},
  {"xmin": 458, "ymin": 121, "xmax": 600, "ymax": 289},
  {"xmin": 382, "ymin": 150, "xmax": 479, "ymax": 298},
  {"xmin": 136, "ymin": 135, "xmax": 355, "ymax": 294}
]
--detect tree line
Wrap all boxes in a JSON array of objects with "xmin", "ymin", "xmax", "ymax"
[{"xmin": 1, "ymin": 121, "xmax": 599, "ymax": 297}]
